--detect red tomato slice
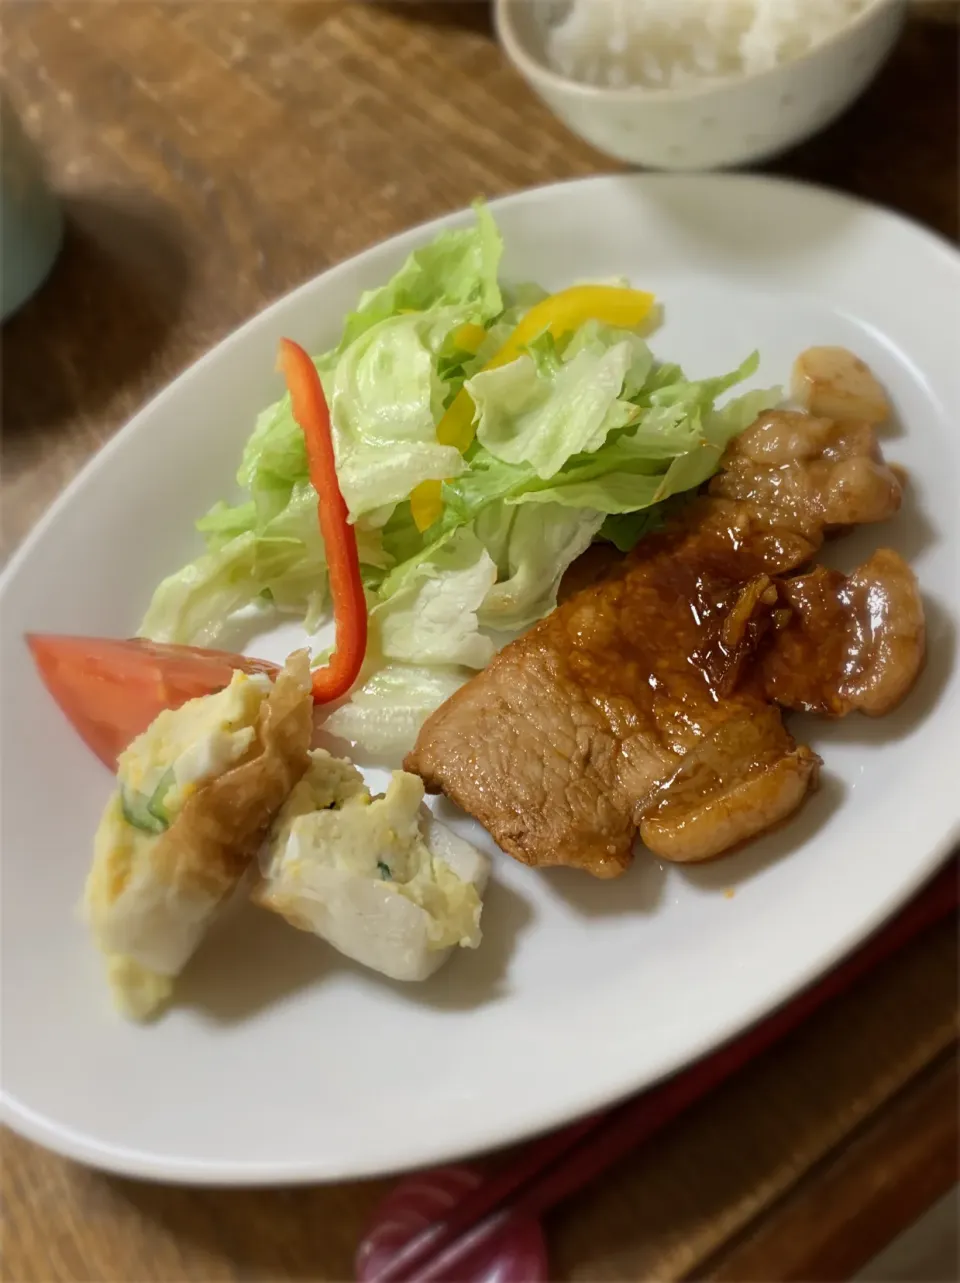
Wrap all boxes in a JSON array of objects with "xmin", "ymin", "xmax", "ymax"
[{"xmin": 27, "ymin": 635, "xmax": 280, "ymax": 770}]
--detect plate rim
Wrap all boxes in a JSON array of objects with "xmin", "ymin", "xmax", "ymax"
[{"xmin": 2, "ymin": 171, "xmax": 959, "ymax": 1185}]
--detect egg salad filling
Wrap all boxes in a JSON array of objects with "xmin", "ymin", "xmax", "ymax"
[
  {"xmin": 85, "ymin": 670, "xmax": 275, "ymax": 1016},
  {"xmin": 256, "ymin": 750, "xmax": 489, "ymax": 980},
  {"xmin": 117, "ymin": 670, "xmax": 274, "ymax": 834},
  {"xmin": 89, "ymin": 670, "xmax": 273, "ymax": 904}
]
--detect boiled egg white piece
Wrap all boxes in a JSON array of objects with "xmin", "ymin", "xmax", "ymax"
[{"xmin": 255, "ymin": 750, "xmax": 490, "ymax": 982}]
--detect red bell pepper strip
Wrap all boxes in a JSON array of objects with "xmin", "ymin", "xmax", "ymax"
[
  {"xmin": 277, "ymin": 337, "xmax": 367, "ymax": 702},
  {"xmin": 27, "ymin": 339, "xmax": 367, "ymax": 768}
]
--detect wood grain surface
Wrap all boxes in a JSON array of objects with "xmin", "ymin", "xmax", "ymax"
[{"xmin": 1, "ymin": 3, "xmax": 958, "ymax": 1281}]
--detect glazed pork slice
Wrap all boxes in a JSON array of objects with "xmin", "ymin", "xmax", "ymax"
[
  {"xmin": 636, "ymin": 707, "xmax": 818, "ymax": 866},
  {"xmin": 758, "ymin": 548, "xmax": 926, "ymax": 717},
  {"xmin": 406, "ymin": 411, "xmax": 922, "ymax": 877},
  {"xmin": 707, "ymin": 410, "xmax": 903, "ymax": 536},
  {"xmin": 407, "ymin": 511, "xmax": 813, "ymax": 879},
  {"xmin": 643, "ymin": 546, "xmax": 925, "ymax": 862}
]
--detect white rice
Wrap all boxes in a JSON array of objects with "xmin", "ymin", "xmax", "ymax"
[{"xmin": 544, "ymin": 0, "xmax": 883, "ymax": 90}]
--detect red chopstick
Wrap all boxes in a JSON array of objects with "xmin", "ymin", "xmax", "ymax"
[{"xmin": 364, "ymin": 857, "xmax": 959, "ymax": 1283}]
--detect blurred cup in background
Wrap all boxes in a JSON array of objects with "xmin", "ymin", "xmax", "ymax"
[{"xmin": 1, "ymin": 93, "xmax": 63, "ymax": 321}]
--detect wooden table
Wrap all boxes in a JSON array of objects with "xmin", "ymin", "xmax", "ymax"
[{"xmin": 2, "ymin": 4, "xmax": 957, "ymax": 1279}]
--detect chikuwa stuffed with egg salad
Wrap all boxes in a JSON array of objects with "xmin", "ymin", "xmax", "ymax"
[
  {"xmin": 253, "ymin": 750, "xmax": 490, "ymax": 981},
  {"xmin": 84, "ymin": 650, "xmax": 313, "ymax": 1019}
]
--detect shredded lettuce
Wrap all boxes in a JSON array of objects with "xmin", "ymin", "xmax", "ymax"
[
  {"xmin": 469, "ymin": 326, "xmax": 651, "ymax": 479},
  {"xmin": 322, "ymin": 664, "xmax": 469, "ymax": 764},
  {"xmin": 330, "ymin": 306, "xmax": 475, "ymax": 519},
  {"xmin": 140, "ymin": 204, "xmax": 784, "ymax": 759},
  {"xmin": 434, "ymin": 352, "xmax": 777, "ymax": 524},
  {"xmin": 337, "ymin": 203, "xmax": 503, "ymax": 351},
  {"xmin": 140, "ymin": 482, "xmax": 389, "ymax": 645},
  {"xmin": 373, "ymin": 529, "xmax": 496, "ymax": 670},
  {"xmin": 475, "ymin": 503, "xmax": 604, "ymax": 631},
  {"xmin": 139, "ymin": 205, "xmax": 504, "ymax": 645}
]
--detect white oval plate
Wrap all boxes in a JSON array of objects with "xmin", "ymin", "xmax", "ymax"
[{"xmin": 2, "ymin": 175, "xmax": 958, "ymax": 1185}]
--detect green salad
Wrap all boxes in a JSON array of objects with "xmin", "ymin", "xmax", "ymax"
[{"xmin": 140, "ymin": 205, "xmax": 779, "ymax": 758}]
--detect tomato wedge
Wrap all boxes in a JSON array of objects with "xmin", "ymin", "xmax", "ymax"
[{"xmin": 27, "ymin": 635, "xmax": 280, "ymax": 769}]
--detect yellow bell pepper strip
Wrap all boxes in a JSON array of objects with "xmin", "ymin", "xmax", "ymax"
[
  {"xmin": 409, "ymin": 284, "xmax": 656, "ymax": 531},
  {"xmin": 278, "ymin": 337, "xmax": 367, "ymax": 703},
  {"xmin": 449, "ymin": 322, "xmax": 488, "ymax": 355}
]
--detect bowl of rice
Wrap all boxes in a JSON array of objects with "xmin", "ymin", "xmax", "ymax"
[{"xmin": 495, "ymin": 0, "xmax": 906, "ymax": 170}]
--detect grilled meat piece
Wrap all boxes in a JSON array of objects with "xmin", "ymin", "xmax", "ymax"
[
  {"xmin": 707, "ymin": 411, "xmax": 902, "ymax": 535},
  {"xmin": 406, "ymin": 411, "xmax": 923, "ymax": 877},
  {"xmin": 638, "ymin": 709, "xmax": 819, "ymax": 865},
  {"xmin": 407, "ymin": 509, "xmax": 813, "ymax": 878},
  {"xmin": 758, "ymin": 549, "xmax": 925, "ymax": 718}
]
